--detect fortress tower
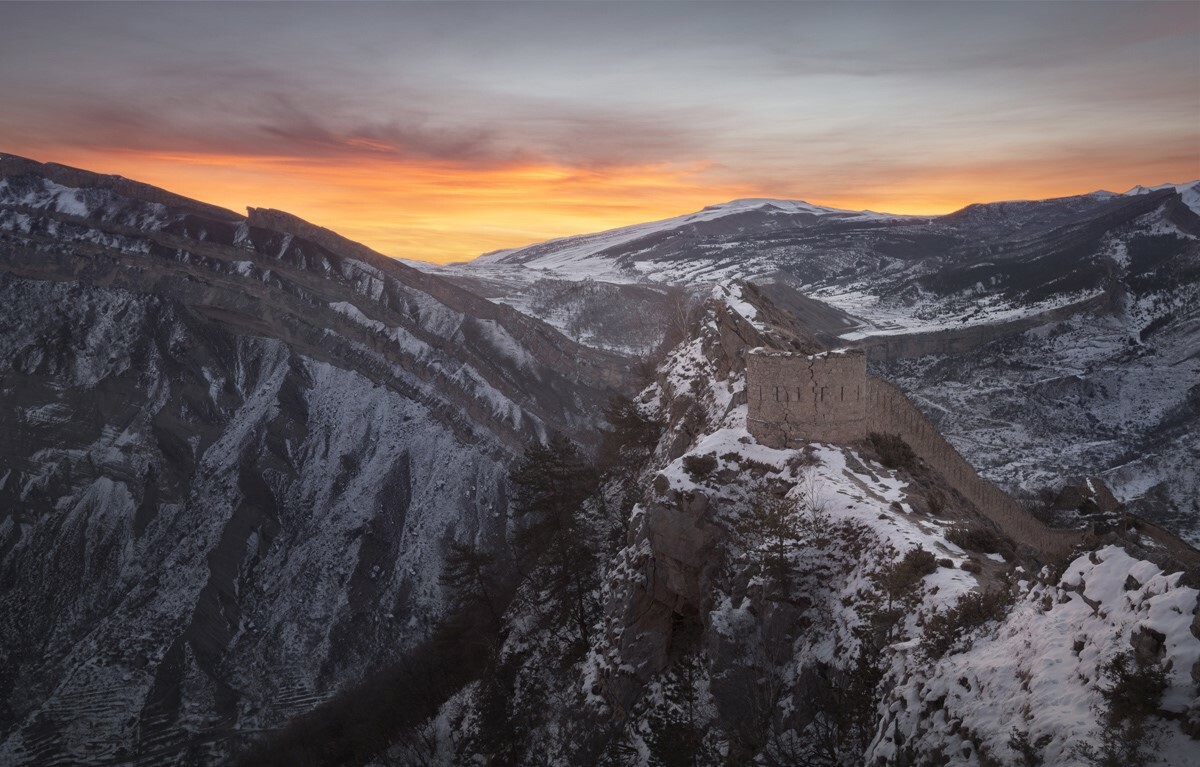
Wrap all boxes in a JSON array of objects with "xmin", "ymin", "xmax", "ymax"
[
  {"xmin": 746, "ymin": 347, "xmax": 868, "ymax": 447},
  {"xmin": 746, "ymin": 346, "xmax": 1093, "ymax": 559}
]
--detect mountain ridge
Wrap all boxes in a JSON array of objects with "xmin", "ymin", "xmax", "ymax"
[
  {"xmin": 0, "ymin": 153, "xmax": 630, "ymax": 765},
  {"xmin": 434, "ymin": 177, "xmax": 1200, "ymax": 548},
  {"xmin": 459, "ymin": 181, "xmax": 1200, "ymax": 271},
  {"xmin": 2, "ymin": 153, "xmax": 1198, "ymax": 765}
]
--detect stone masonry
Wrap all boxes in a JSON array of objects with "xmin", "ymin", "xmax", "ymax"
[
  {"xmin": 747, "ymin": 349, "xmax": 1084, "ymax": 558},
  {"xmin": 746, "ymin": 347, "xmax": 868, "ymax": 446}
]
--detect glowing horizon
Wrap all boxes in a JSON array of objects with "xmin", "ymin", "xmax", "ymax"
[
  {"xmin": 2, "ymin": 2, "xmax": 1197, "ymax": 263},
  {"xmin": 12, "ymin": 144, "xmax": 1196, "ymax": 264}
]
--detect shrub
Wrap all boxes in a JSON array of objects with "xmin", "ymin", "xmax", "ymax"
[
  {"xmin": 892, "ymin": 548, "xmax": 938, "ymax": 590},
  {"xmin": 868, "ymin": 432, "xmax": 917, "ymax": 472},
  {"xmin": 869, "ymin": 547, "xmax": 940, "ymax": 642},
  {"xmin": 786, "ymin": 449, "xmax": 819, "ymax": 471},
  {"xmin": 920, "ymin": 588, "xmax": 1015, "ymax": 660},
  {"xmin": 742, "ymin": 457, "xmax": 776, "ymax": 474},
  {"xmin": 1099, "ymin": 651, "xmax": 1168, "ymax": 728},
  {"xmin": 1074, "ymin": 651, "xmax": 1169, "ymax": 766},
  {"xmin": 927, "ymin": 491, "xmax": 946, "ymax": 516},
  {"xmin": 682, "ymin": 453, "xmax": 718, "ymax": 480},
  {"xmin": 1009, "ymin": 728, "xmax": 1050, "ymax": 767},
  {"xmin": 946, "ymin": 524, "xmax": 1010, "ymax": 555}
]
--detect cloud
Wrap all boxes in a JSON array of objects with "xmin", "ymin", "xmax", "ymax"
[
  {"xmin": 0, "ymin": 72, "xmax": 725, "ymax": 172},
  {"xmin": 2, "ymin": 1, "xmax": 1194, "ymax": 178},
  {"xmin": 0, "ymin": 1, "xmax": 1195, "ymax": 260}
]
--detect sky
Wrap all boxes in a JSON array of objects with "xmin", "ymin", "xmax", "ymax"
[{"xmin": 1, "ymin": 1, "xmax": 1197, "ymax": 263}]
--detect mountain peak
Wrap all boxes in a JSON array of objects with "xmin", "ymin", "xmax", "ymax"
[
  {"xmin": 0, "ymin": 152, "xmax": 243, "ymax": 220},
  {"xmin": 701, "ymin": 197, "xmax": 888, "ymax": 218},
  {"xmin": 1124, "ymin": 180, "xmax": 1200, "ymax": 194}
]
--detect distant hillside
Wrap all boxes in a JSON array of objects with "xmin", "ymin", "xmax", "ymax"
[{"xmin": 438, "ymin": 181, "xmax": 1200, "ymax": 544}]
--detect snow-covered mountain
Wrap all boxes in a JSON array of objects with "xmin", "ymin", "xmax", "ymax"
[
  {"xmin": 1126, "ymin": 180, "xmax": 1200, "ymax": 215},
  {"xmin": 3, "ymin": 152, "xmax": 1197, "ymax": 766},
  {"xmin": 441, "ymin": 184, "xmax": 1200, "ymax": 544},
  {"xmin": 452, "ymin": 184, "xmax": 1199, "ymax": 330},
  {"xmin": 0, "ymin": 154, "xmax": 629, "ymax": 765},
  {"xmin": 312, "ymin": 294, "xmax": 1200, "ymax": 767},
  {"xmin": 470, "ymin": 197, "xmax": 910, "ymax": 272}
]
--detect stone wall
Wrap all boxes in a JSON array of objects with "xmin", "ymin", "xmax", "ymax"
[
  {"xmin": 865, "ymin": 377, "xmax": 1083, "ymax": 558},
  {"xmin": 746, "ymin": 350, "xmax": 1084, "ymax": 559},
  {"xmin": 747, "ymin": 348, "xmax": 867, "ymax": 447}
]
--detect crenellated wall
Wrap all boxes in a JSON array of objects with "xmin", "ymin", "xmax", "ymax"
[{"xmin": 747, "ymin": 350, "xmax": 1084, "ymax": 558}]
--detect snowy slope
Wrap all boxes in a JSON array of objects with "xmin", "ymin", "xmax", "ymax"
[
  {"xmin": 880, "ymin": 545, "xmax": 1200, "ymax": 767},
  {"xmin": 381, "ymin": 293, "xmax": 1200, "ymax": 767},
  {"xmin": 470, "ymin": 197, "xmax": 908, "ymax": 274},
  {"xmin": 446, "ymin": 183, "xmax": 1197, "ymax": 337},
  {"xmin": 0, "ymin": 154, "xmax": 628, "ymax": 765},
  {"xmin": 1126, "ymin": 180, "xmax": 1200, "ymax": 216},
  {"xmin": 627, "ymin": 297, "xmax": 1197, "ymax": 765}
]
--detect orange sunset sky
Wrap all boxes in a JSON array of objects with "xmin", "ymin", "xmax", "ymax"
[{"xmin": 3, "ymin": 2, "xmax": 1198, "ymax": 263}]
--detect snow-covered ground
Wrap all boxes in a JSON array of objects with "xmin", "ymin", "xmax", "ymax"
[
  {"xmin": 433, "ymin": 183, "xmax": 1200, "ymax": 545},
  {"xmin": 402, "ymin": 293, "xmax": 1200, "ymax": 766},
  {"xmin": 883, "ymin": 545, "xmax": 1200, "ymax": 766}
]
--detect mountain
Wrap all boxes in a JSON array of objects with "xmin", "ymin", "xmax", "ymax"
[
  {"xmin": 453, "ymin": 185, "xmax": 1199, "ymax": 322},
  {"xmin": 445, "ymin": 184, "xmax": 1200, "ymax": 545},
  {"xmin": 1126, "ymin": 181, "xmax": 1200, "ymax": 215},
  {"xmin": 469, "ymin": 197, "xmax": 911, "ymax": 272},
  {"xmin": 0, "ymin": 154, "xmax": 628, "ymax": 765},
  {"xmin": 250, "ymin": 293, "xmax": 1200, "ymax": 767},
  {"xmin": 438, "ymin": 198, "xmax": 911, "ymax": 356},
  {"xmin": 3, "ymin": 154, "xmax": 1198, "ymax": 766}
]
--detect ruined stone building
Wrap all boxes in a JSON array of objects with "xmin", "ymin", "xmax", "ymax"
[
  {"xmin": 746, "ymin": 347, "xmax": 868, "ymax": 447},
  {"xmin": 746, "ymin": 348, "xmax": 1083, "ymax": 558}
]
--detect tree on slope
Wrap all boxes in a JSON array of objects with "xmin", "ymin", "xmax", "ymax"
[
  {"xmin": 1075, "ymin": 650, "xmax": 1169, "ymax": 767},
  {"xmin": 439, "ymin": 540, "xmax": 504, "ymax": 641},
  {"xmin": 599, "ymin": 393, "xmax": 663, "ymax": 472},
  {"xmin": 509, "ymin": 433, "xmax": 602, "ymax": 652},
  {"xmin": 734, "ymin": 488, "xmax": 806, "ymax": 602}
]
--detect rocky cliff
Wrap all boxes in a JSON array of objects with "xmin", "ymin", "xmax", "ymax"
[
  {"xmin": 365, "ymin": 291, "xmax": 1200, "ymax": 767},
  {"xmin": 0, "ymin": 154, "xmax": 628, "ymax": 765}
]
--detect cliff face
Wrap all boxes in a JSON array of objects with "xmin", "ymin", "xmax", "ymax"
[{"xmin": 0, "ymin": 156, "xmax": 627, "ymax": 765}]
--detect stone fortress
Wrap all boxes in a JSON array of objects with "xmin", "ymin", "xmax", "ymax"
[{"xmin": 747, "ymin": 347, "xmax": 1085, "ymax": 558}]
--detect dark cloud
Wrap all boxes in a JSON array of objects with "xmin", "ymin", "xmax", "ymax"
[
  {"xmin": 0, "ymin": 1, "xmax": 1195, "ymax": 182},
  {"xmin": 0, "ymin": 66, "xmax": 719, "ymax": 170}
]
